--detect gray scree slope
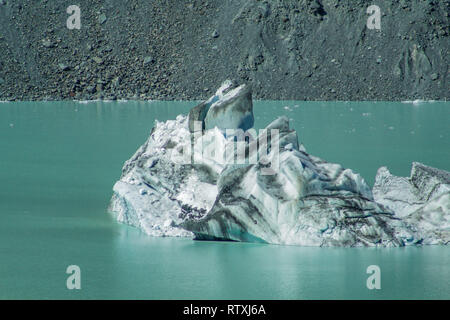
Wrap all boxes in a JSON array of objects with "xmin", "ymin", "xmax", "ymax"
[{"xmin": 0, "ymin": 0, "xmax": 448, "ymax": 101}]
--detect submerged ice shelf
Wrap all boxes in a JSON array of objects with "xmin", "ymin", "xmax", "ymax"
[{"xmin": 109, "ymin": 81, "xmax": 449, "ymax": 247}]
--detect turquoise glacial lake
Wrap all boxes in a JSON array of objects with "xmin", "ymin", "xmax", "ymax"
[{"xmin": 0, "ymin": 100, "xmax": 449, "ymax": 299}]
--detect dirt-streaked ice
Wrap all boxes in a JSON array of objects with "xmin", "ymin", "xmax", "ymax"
[
  {"xmin": 373, "ymin": 163, "xmax": 450, "ymax": 245},
  {"xmin": 109, "ymin": 81, "xmax": 449, "ymax": 246}
]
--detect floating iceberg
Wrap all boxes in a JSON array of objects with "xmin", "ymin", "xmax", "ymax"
[
  {"xmin": 373, "ymin": 163, "xmax": 450, "ymax": 245},
  {"xmin": 109, "ymin": 81, "xmax": 449, "ymax": 247}
]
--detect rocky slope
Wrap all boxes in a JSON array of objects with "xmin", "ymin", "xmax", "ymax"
[{"xmin": 0, "ymin": 0, "xmax": 448, "ymax": 101}]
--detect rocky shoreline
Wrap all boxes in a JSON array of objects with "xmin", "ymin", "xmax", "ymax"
[{"xmin": 0, "ymin": 0, "xmax": 448, "ymax": 101}]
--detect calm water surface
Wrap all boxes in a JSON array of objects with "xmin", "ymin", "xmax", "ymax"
[{"xmin": 0, "ymin": 100, "xmax": 449, "ymax": 299}]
